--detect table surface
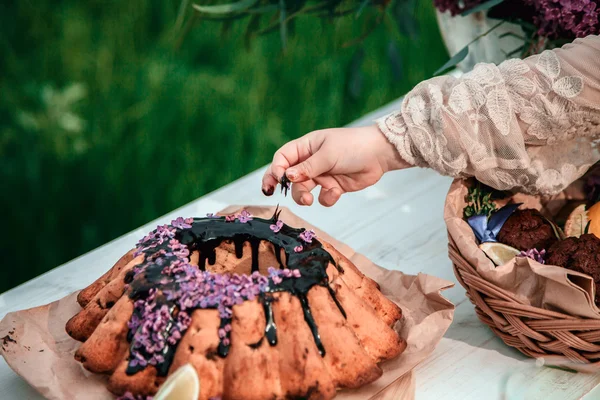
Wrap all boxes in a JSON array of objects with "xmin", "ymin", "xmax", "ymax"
[{"xmin": 3, "ymin": 86, "xmax": 600, "ymax": 400}]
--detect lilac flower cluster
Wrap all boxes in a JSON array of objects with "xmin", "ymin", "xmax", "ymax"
[
  {"xmin": 518, "ymin": 248, "xmax": 547, "ymax": 264},
  {"xmin": 525, "ymin": 0, "xmax": 599, "ymax": 38},
  {"xmin": 433, "ymin": 0, "xmax": 598, "ymax": 38},
  {"xmin": 127, "ymin": 289, "xmax": 190, "ymax": 368},
  {"xmin": 224, "ymin": 210, "xmax": 253, "ymax": 223},
  {"xmin": 135, "ymin": 218, "xmax": 194, "ymax": 257},
  {"xmin": 267, "ymin": 266, "xmax": 302, "ymax": 285}
]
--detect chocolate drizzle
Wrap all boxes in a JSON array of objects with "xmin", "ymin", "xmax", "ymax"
[{"xmin": 124, "ymin": 210, "xmax": 345, "ymax": 376}]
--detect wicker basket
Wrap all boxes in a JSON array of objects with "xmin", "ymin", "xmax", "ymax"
[{"xmin": 446, "ymin": 179, "xmax": 600, "ymax": 371}]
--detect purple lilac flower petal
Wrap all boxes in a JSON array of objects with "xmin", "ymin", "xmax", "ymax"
[
  {"xmin": 299, "ymin": 229, "xmax": 316, "ymax": 243},
  {"xmin": 238, "ymin": 210, "xmax": 253, "ymax": 223},
  {"xmin": 518, "ymin": 248, "xmax": 547, "ymax": 264},
  {"xmin": 270, "ymin": 220, "xmax": 284, "ymax": 233}
]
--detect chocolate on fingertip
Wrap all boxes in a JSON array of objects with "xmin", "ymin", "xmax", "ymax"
[{"xmin": 262, "ymin": 186, "xmax": 274, "ymax": 196}]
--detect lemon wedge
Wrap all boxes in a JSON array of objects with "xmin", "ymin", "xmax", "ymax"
[
  {"xmin": 479, "ymin": 242, "xmax": 520, "ymax": 266},
  {"xmin": 154, "ymin": 364, "xmax": 200, "ymax": 400},
  {"xmin": 587, "ymin": 202, "xmax": 600, "ymax": 239},
  {"xmin": 564, "ymin": 204, "xmax": 588, "ymax": 238}
]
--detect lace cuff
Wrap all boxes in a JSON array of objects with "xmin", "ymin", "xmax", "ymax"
[{"xmin": 378, "ymin": 35, "xmax": 600, "ymax": 195}]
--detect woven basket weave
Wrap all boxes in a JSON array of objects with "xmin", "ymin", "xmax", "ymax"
[{"xmin": 448, "ymin": 234, "xmax": 600, "ymax": 370}]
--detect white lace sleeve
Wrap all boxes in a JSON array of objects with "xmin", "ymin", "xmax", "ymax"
[{"xmin": 377, "ymin": 35, "xmax": 600, "ymax": 195}]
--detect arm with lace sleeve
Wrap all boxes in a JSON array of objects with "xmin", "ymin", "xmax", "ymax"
[{"xmin": 377, "ymin": 35, "xmax": 600, "ymax": 195}]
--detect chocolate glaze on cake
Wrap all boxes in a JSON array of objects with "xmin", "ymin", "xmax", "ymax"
[{"xmin": 124, "ymin": 208, "xmax": 344, "ymax": 377}]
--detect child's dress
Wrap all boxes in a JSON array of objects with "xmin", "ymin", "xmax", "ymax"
[{"xmin": 377, "ymin": 35, "xmax": 600, "ymax": 195}]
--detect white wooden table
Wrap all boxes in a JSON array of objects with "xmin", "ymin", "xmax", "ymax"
[{"xmin": 3, "ymin": 90, "xmax": 600, "ymax": 400}]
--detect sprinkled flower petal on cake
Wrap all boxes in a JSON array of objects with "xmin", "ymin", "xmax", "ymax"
[
  {"xmin": 238, "ymin": 210, "xmax": 253, "ymax": 223},
  {"xmin": 270, "ymin": 220, "xmax": 284, "ymax": 233},
  {"xmin": 171, "ymin": 217, "xmax": 192, "ymax": 230},
  {"xmin": 225, "ymin": 214, "xmax": 236, "ymax": 222},
  {"xmin": 294, "ymin": 245, "xmax": 303, "ymax": 253},
  {"xmin": 299, "ymin": 229, "xmax": 316, "ymax": 243}
]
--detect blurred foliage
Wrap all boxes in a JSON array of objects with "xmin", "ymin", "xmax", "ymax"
[{"xmin": 0, "ymin": 0, "xmax": 447, "ymax": 293}]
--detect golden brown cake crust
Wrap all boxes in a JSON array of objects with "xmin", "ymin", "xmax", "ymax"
[{"xmin": 67, "ymin": 214, "xmax": 405, "ymax": 400}]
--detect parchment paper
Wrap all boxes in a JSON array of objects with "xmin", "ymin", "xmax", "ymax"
[
  {"xmin": 1, "ymin": 206, "xmax": 454, "ymax": 400},
  {"xmin": 445, "ymin": 179, "xmax": 600, "ymax": 319}
]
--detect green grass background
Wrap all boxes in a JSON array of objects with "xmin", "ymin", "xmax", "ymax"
[{"xmin": 0, "ymin": 0, "xmax": 447, "ymax": 293}]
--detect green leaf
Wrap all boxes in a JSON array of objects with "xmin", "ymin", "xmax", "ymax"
[
  {"xmin": 193, "ymin": 0, "xmax": 259, "ymax": 15},
  {"xmin": 246, "ymin": 4, "xmax": 279, "ymax": 14},
  {"xmin": 279, "ymin": 0, "xmax": 287, "ymax": 51},
  {"xmin": 461, "ymin": 0, "xmax": 504, "ymax": 16},
  {"xmin": 393, "ymin": 0, "xmax": 419, "ymax": 40},
  {"xmin": 585, "ymin": 220, "xmax": 592, "ymax": 234},
  {"xmin": 244, "ymin": 14, "xmax": 261, "ymax": 50},
  {"xmin": 387, "ymin": 41, "xmax": 402, "ymax": 82},
  {"xmin": 220, "ymin": 19, "xmax": 234, "ymax": 38},
  {"xmin": 356, "ymin": 0, "xmax": 370, "ymax": 18},
  {"xmin": 434, "ymin": 45, "xmax": 468, "ymax": 75},
  {"xmin": 347, "ymin": 47, "xmax": 365, "ymax": 99},
  {"xmin": 505, "ymin": 44, "xmax": 525, "ymax": 58}
]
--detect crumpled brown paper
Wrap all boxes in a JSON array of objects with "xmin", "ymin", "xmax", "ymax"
[
  {"xmin": 445, "ymin": 179, "xmax": 600, "ymax": 319},
  {"xmin": 1, "ymin": 206, "xmax": 454, "ymax": 400}
]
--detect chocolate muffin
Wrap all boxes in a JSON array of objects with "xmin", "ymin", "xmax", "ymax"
[
  {"xmin": 547, "ymin": 234, "xmax": 600, "ymax": 304},
  {"xmin": 497, "ymin": 209, "xmax": 557, "ymax": 251}
]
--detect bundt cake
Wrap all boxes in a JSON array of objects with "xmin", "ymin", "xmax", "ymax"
[{"xmin": 66, "ymin": 209, "xmax": 406, "ymax": 400}]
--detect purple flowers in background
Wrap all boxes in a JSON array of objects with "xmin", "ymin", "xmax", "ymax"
[
  {"xmin": 519, "ymin": 248, "xmax": 547, "ymax": 264},
  {"xmin": 523, "ymin": 0, "xmax": 599, "ymax": 37},
  {"xmin": 434, "ymin": 0, "xmax": 598, "ymax": 38},
  {"xmin": 270, "ymin": 220, "xmax": 284, "ymax": 233},
  {"xmin": 299, "ymin": 229, "xmax": 316, "ymax": 243}
]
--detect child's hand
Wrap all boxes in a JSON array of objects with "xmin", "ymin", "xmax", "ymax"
[{"xmin": 261, "ymin": 125, "xmax": 411, "ymax": 206}]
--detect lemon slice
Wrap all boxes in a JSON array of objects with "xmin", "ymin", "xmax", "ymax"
[
  {"xmin": 479, "ymin": 242, "xmax": 520, "ymax": 266},
  {"xmin": 154, "ymin": 364, "xmax": 200, "ymax": 400},
  {"xmin": 587, "ymin": 202, "xmax": 600, "ymax": 239},
  {"xmin": 564, "ymin": 204, "xmax": 588, "ymax": 238}
]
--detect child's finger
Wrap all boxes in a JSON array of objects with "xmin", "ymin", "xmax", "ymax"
[
  {"xmin": 286, "ymin": 152, "xmax": 332, "ymax": 183},
  {"xmin": 318, "ymin": 186, "xmax": 343, "ymax": 207},
  {"xmin": 270, "ymin": 138, "xmax": 312, "ymax": 183},
  {"xmin": 261, "ymin": 164, "xmax": 279, "ymax": 196},
  {"xmin": 292, "ymin": 180, "xmax": 317, "ymax": 206}
]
